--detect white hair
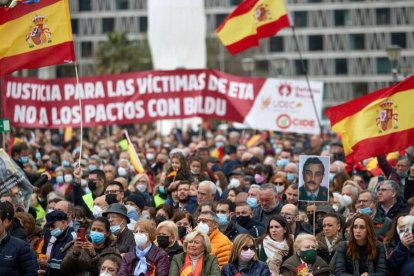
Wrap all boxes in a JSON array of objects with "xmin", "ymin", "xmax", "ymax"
[{"xmin": 199, "ymin": 181, "xmax": 217, "ymax": 195}]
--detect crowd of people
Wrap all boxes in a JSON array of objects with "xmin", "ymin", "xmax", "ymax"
[{"xmin": 1, "ymin": 124, "xmax": 414, "ymax": 276}]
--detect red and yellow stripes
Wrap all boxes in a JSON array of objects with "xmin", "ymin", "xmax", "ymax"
[
  {"xmin": 326, "ymin": 75, "xmax": 414, "ymax": 162},
  {"xmin": 0, "ymin": 0, "xmax": 75, "ymax": 75},
  {"xmin": 216, "ymin": 0, "xmax": 290, "ymax": 55}
]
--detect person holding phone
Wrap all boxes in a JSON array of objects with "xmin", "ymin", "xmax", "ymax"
[{"xmin": 60, "ymin": 217, "xmax": 120, "ymax": 275}]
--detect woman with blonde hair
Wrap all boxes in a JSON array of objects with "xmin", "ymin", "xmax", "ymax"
[
  {"xmin": 169, "ymin": 230, "xmax": 220, "ymax": 276},
  {"xmin": 156, "ymin": 220, "xmax": 183, "ymax": 262},
  {"xmin": 128, "ymin": 173, "xmax": 154, "ymax": 207},
  {"xmin": 222, "ymin": 234, "xmax": 270, "ymax": 276},
  {"xmin": 280, "ymin": 234, "xmax": 330, "ymax": 276}
]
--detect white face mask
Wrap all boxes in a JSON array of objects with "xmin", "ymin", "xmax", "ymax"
[
  {"xmin": 276, "ymin": 185, "xmax": 285, "ymax": 194},
  {"xmin": 197, "ymin": 222, "xmax": 210, "ymax": 235},
  {"xmin": 64, "ymin": 174, "xmax": 73, "ymax": 183},
  {"xmin": 136, "ymin": 184, "xmax": 147, "ymax": 193},
  {"xmin": 134, "ymin": 233, "xmax": 149, "ymax": 247},
  {"xmin": 93, "ymin": 205, "xmax": 103, "ymax": 218},
  {"xmin": 100, "ymin": 272, "xmax": 112, "ymax": 276},
  {"xmin": 228, "ymin": 178, "xmax": 240, "ymax": 189},
  {"xmin": 118, "ymin": 167, "xmax": 127, "ymax": 176}
]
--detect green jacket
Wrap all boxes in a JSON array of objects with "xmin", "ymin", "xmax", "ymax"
[{"xmin": 169, "ymin": 252, "xmax": 221, "ymax": 276}]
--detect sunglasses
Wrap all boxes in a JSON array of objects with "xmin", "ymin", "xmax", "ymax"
[{"xmin": 242, "ymin": 245, "xmax": 255, "ymax": 251}]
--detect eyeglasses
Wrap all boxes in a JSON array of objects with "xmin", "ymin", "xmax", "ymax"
[
  {"xmin": 105, "ymin": 190, "xmax": 120, "ymax": 195},
  {"xmin": 242, "ymin": 245, "xmax": 255, "ymax": 251},
  {"xmin": 197, "ymin": 218, "xmax": 211, "ymax": 224}
]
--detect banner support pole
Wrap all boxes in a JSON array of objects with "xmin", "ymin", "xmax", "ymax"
[{"xmin": 291, "ymin": 26, "xmax": 323, "ymax": 136}]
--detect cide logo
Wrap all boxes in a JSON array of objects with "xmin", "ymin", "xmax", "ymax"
[{"xmin": 276, "ymin": 114, "xmax": 316, "ymax": 129}]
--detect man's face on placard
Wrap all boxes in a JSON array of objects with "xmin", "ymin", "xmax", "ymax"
[{"xmin": 303, "ymin": 163, "xmax": 324, "ymax": 193}]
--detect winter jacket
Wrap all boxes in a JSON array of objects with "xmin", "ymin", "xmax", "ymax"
[
  {"xmin": 223, "ymin": 221, "xmax": 249, "ymax": 242},
  {"xmin": 334, "ymin": 241, "xmax": 387, "ymax": 276},
  {"xmin": 0, "ymin": 233, "xmax": 38, "ymax": 275},
  {"xmin": 316, "ymin": 232, "xmax": 342, "ymax": 264},
  {"xmin": 372, "ymin": 212, "xmax": 392, "ymax": 241},
  {"xmin": 164, "ymin": 241, "xmax": 183, "ymax": 263},
  {"xmin": 209, "ymin": 228, "xmax": 233, "ymax": 268},
  {"xmin": 60, "ymin": 238, "xmax": 120, "ymax": 276},
  {"xmin": 238, "ymin": 217, "xmax": 265, "ymax": 238},
  {"xmin": 169, "ymin": 252, "xmax": 220, "ymax": 276},
  {"xmin": 114, "ymin": 226, "xmax": 135, "ymax": 254},
  {"xmin": 377, "ymin": 197, "xmax": 409, "ymax": 221},
  {"xmin": 280, "ymin": 254, "xmax": 330, "ymax": 276},
  {"xmin": 386, "ymin": 241, "xmax": 414, "ymax": 274},
  {"xmin": 221, "ymin": 260, "xmax": 271, "ymax": 276},
  {"xmin": 253, "ymin": 203, "xmax": 282, "ymax": 228},
  {"xmin": 45, "ymin": 226, "xmax": 76, "ymax": 276},
  {"xmin": 118, "ymin": 243, "xmax": 169, "ymax": 276}
]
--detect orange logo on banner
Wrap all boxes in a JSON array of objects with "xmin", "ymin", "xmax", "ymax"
[
  {"xmin": 26, "ymin": 15, "xmax": 52, "ymax": 48},
  {"xmin": 376, "ymin": 99, "xmax": 399, "ymax": 132}
]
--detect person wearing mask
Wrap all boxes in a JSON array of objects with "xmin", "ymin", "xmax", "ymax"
[
  {"xmin": 222, "ymin": 234, "xmax": 271, "ymax": 276},
  {"xmin": 61, "ymin": 217, "xmax": 120, "ymax": 275},
  {"xmin": 116, "ymin": 159, "xmax": 133, "ymax": 182},
  {"xmin": 0, "ymin": 202, "xmax": 38, "ymax": 275},
  {"xmin": 128, "ymin": 173, "xmax": 154, "ymax": 207},
  {"xmin": 235, "ymin": 202, "xmax": 265, "ymax": 238},
  {"xmin": 42, "ymin": 210, "xmax": 76, "ymax": 275},
  {"xmin": 253, "ymin": 184, "xmax": 282, "ymax": 228},
  {"xmin": 280, "ymin": 234, "xmax": 330, "ymax": 276},
  {"xmin": 216, "ymin": 199, "xmax": 248, "ymax": 241},
  {"xmin": 169, "ymin": 230, "xmax": 221, "ymax": 276},
  {"xmin": 98, "ymin": 254, "xmax": 122, "ymax": 276},
  {"xmin": 356, "ymin": 190, "xmax": 392, "ymax": 241},
  {"xmin": 335, "ymin": 213, "xmax": 387, "ymax": 275},
  {"xmin": 156, "ymin": 220, "xmax": 183, "ymax": 262},
  {"xmin": 377, "ymin": 154, "xmax": 410, "ymax": 188},
  {"xmin": 383, "ymin": 214, "xmax": 410, "ymax": 257},
  {"xmin": 54, "ymin": 200, "xmax": 80, "ymax": 232},
  {"xmin": 125, "ymin": 193, "xmax": 146, "ymax": 222},
  {"xmin": 104, "ymin": 181, "xmax": 125, "ymax": 204},
  {"xmin": 270, "ymin": 173, "xmax": 289, "ymax": 201},
  {"xmin": 93, "ymin": 195, "xmax": 109, "ymax": 218},
  {"xmin": 196, "ymin": 211, "xmax": 233, "ymax": 268},
  {"xmin": 171, "ymin": 211, "xmax": 194, "ymax": 241},
  {"xmin": 118, "ymin": 220, "xmax": 169, "ymax": 276},
  {"xmin": 258, "ymin": 215, "xmax": 293, "ymax": 275},
  {"xmin": 316, "ymin": 213, "xmax": 343, "ymax": 264},
  {"xmin": 102, "ymin": 203, "xmax": 135, "ymax": 254},
  {"xmin": 246, "ymin": 184, "xmax": 260, "ymax": 210},
  {"xmin": 280, "ymin": 204, "xmax": 311, "ymax": 237},
  {"xmin": 376, "ymin": 180, "xmax": 409, "ymax": 220}
]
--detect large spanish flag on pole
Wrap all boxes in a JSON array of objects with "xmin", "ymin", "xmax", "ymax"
[
  {"xmin": 325, "ymin": 76, "xmax": 414, "ymax": 163},
  {"xmin": 215, "ymin": 0, "xmax": 290, "ymax": 55},
  {"xmin": 0, "ymin": 0, "xmax": 75, "ymax": 75}
]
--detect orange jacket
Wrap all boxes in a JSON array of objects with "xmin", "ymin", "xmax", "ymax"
[{"xmin": 209, "ymin": 228, "xmax": 233, "ymax": 268}]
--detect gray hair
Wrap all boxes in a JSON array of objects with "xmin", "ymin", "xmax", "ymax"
[
  {"xmin": 359, "ymin": 189, "xmax": 378, "ymax": 203},
  {"xmin": 183, "ymin": 230, "xmax": 211, "ymax": 253},
  {"xmin": 201, "ymin": 210, "xmax": 219, "ymax": 224},
  {"xmin": 199, "ymin": 181, "xmax": 217, "ymax": 195},
  {"xmin": 260, "ymin": 183, "xmax": 277, "ymax": 194},
  {"xmin": 379, "ymin": 180, "xmax": 400, "ymax": 194}
]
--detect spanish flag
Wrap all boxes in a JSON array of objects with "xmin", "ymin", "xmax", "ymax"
[
  {"xmin": 0, "ymin": 0, "xmax": 75, "ymax": 75},
  {"xmin": 325, "ymin": 75, "xmax": 414, "ymax": 163},
  {"xmin": 215, "ymin": 0, "xmax": 290, "ymax": 55}
]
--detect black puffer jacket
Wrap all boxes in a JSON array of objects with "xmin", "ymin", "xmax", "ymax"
[
  {"xmin": 0, "ymin": 234, "xmax": 38, "ymax": 275},
  {"xmin": 334, "ymin": 241, "xmax": 387, "ymax": 276},
  {"xmin": 221, "ymin": 260, "xmax": 271, "ymax": 276}
]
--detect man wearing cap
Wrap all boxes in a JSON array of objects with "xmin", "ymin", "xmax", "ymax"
[
  {"xmin": 42, "ymin": 210, "xmax": 76, "ymax": 275},
  {"xmin": 125, "ymin": 193, "xmax": 146, "ymax": 222},
  {"xmin": 0, "ymin": 202, "xmax": 38, "ymax": 275},
  {"xmin": 103, "ymin": 203, "xmax": 135, "ymax": 254},
  {"xmin": 299, "ymin": 157, "xmax": 329, "ymax": 202}
]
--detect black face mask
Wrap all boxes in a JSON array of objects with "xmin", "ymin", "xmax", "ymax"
[
  {"xmin": 105, "ymin": 194, "xmax": 118, "ymax": 205},
  {"xmin": 88, "ymin": 179, "xmax": 97, "ymax": 191},
  {"xmin": 177, "ymin": 226, "xmax": 187, "ymax": 239},
  {"xmin": 155, "ymin": 215, "xmax": 167, "ymax": 225},
  {"xmin": 157, "ymin": 235, "xmax": 170, "ymax": 249},
  {"xmin": 236, "ymin": 215, "xmax": 250, "ymax": 228}
]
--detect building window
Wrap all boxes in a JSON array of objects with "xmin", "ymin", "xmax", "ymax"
[
  {"xmin": 335, "ymin": 10, "xmax": 349, "ymax": 26},
  {"xmin": 309, "ymin": 35, "xmax": 323, "ymax": 51},
  {"xmin": 215, "ymin": 14, "xmax": 227, "ymax": 29},
  {"xmin": 102, "ymin": 18, "xmax": 115, "ymax": 33},
  {"xmin": 335, "ymin": 59, "xmax": 348, "ymax": 75},
  {"xmin": 79, "ymin": 0, "xmax": 91, "ymax": 11},
  {"xmin": 71, "ymin": 19, "xmax": 78, "ymax": 35},
  {"xmin": 295, "ymin": 60, "xmax": 308, "ymax": 75},
  {"xmin": 81, "ymin": 42, "xmax": 93, "ymax": 58},
  {"xmin": 230, "ymin": 0, "xmax": 243, "ymax": 5},
  {"xmin": 269, "ymin": 37, "xmax": 284, "ymax": 52},
  {"xmin": 308, "ymin": 0, "xmax": 322, "ymax": 2},
  {"xmin": 391, "ymin": 33, "xmax": 406, "ymax": 48},
  {"xmin": 377, "ymin": 57, "xmax": 390, "ymax": 74},
  {"xmin": 376, "ymin": 8, "xmax": 390, "ymax": 25},
  {"xmin": 116, "ymin": 0, "xmax": 128, "ymax": 10},
  {"xmin": 349, "ymin": 34, "xmax": 365, "ymax": 50},
  {"xmin": 352, "ymin": 82, "xmax": 368, "ymax": 98},
  {"xmin": 294, "ymin": 11, "xmax": 308, "ymax": 27},
  {"xmin": 139, "ymin": 17, "xmax": 148, "ymax": 33}
]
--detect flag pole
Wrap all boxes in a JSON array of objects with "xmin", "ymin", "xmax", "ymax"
[{"xmin": 290, "ymin": 26, "xmax": 323, "ymax": 135}]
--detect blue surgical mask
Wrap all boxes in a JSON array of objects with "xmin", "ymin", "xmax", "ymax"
[
  {"xmin": 89, "ymin": 165, "xmax": 97, "ymax": 171},
  {"xmin": 159, "ymin": 186, "xmax": 165, "ymax": 194},
  {"xmin": 62, "ymin": 160, "xmax": 70, "ymax": 168},
  {"xmin": 110, "ymin": 225, "xmax": 121, "ymax": 234},
  {"xmin": 56, "ymin": 176, "xmax": 64, "ymax": 183},
  {"xmin": 399, "ymin": 172, "xmax": 408, "ymax": 178},
  {"xmin": 35, "ymin": 152, "xmax": 41, "ymax": 160},
  {"xmin": 20, "ymin": 156, "xmax": 29, "ymax": 164},
  {"xmin": 51, "ymin": 227, "xmax": 63, "ymax": 237},
  {"xmin": 127, "ymin": 210, "xmax": 139, "ymax": 221},
  {"xmin": 216, "ymin": 142, "xmax": 224, "ymax": 148},
  {"xmin": 329, "ymin": 173, "xmax": 335, "ymax": 182},
  {"xmin": 246, "ymin": 197, "xmax": 258, "ymax": 208},
  {"xmin": 90, "ymin": 231, "xmax": 105, "ymax": 244},
  {"xmin": 217, "ymin": 213, "xmax": 228, "ymax": 226},
  {"xmin": 287, "ymin": 173, "xmax": 295, "ymax": 182},
  {"xmin": 276, "ymin": 158, "xmax": 289, "ymax": 167},
  {"xmin": 358, "ymin": 207, "xmax": 373, "ymax": 215}
]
